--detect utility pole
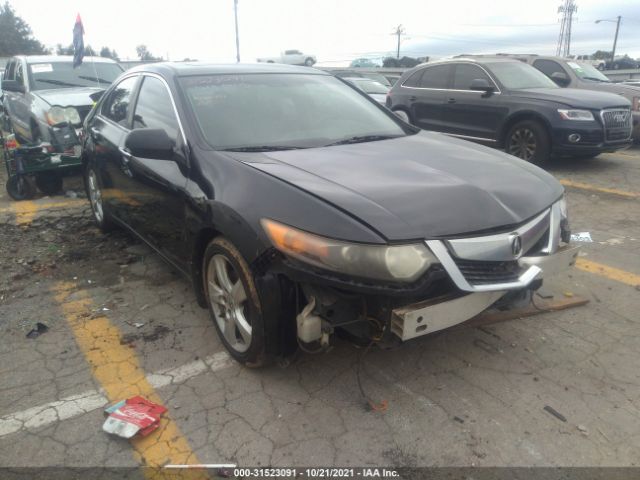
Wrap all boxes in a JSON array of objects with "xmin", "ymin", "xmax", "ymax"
[
  {"xmin": 611, "ymin": 16, "xmax": 621, "ymax": 65},
  {"xmin": 234, "ymin": 0, "xmax": 240, "ymax": 63},
  {"xmin": 595, "ymin": 16, "xmax": 622, "ymax": 66},
  {"xmin": 556, "ymin": 0, "xmax": 577, "ymax": 57},
  {"xmin": 392, "ymin": 24, "xmax": 405, "ymax": 59}
]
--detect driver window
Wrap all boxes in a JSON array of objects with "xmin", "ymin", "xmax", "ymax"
[{"xmin": 133, "ymin": 76, "xmax": 179, "ymax": 143}]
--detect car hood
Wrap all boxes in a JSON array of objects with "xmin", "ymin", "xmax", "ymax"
[
  {"xmin": 231, "ymin": 132, "xmax": 564, "ymax": 240},
  {"xmin": 513, "ymin": 87, "xmax": 631, "ymax": 109},
  {"xmin": 33, "ymin": 87, "xmax": 105, "ymax": 107},
  {"xmin": 581, "ymin": 81, "xmax": 640, "ymax": 101}
]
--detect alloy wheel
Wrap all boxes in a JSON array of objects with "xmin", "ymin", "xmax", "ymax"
[
  {"xmin": 87, "ymin": 169, "xmax": 104, "ymax": 223},
  {"xmin": 508, "ymin": 128, "xmax": 537, "ymax": 161},
  {"xmin": 207, "ymin": 254, "xmax": 252, "ymax": 353}
]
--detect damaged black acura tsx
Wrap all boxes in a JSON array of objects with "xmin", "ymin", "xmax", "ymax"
[{"xmin": 82, "ymin": 63, "xmax": 579, "ymax": 366}]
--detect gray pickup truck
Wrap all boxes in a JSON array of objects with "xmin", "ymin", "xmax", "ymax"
[{"xmin": 1, "ymin": 55, "xmax": 123, "ymax": 152}]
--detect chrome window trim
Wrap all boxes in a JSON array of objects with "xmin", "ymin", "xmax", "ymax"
[
  {"xmin": 137, "ymin": 72, "xmax": 188, "ymax": 145},
  {"xmin": 401, "ymin": 62, "xmax": 502, "ymax": 94},
  {"xmin": 426, "ymin": 240, "xmax": 542, "ymax": 293}
]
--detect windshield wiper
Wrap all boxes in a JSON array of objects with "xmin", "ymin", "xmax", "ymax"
[
  {"xmin": 324, "ymin": 134, "xmax": 402, "ymax": 147},
  {"xmin": 78, "ymin": 75, "xmax": 114, "ymax": 85},
  {"xmin": 220, "ymin": 145, "xmax": 305, "ymax": 152},
  {"xmin": 36, "ymin": 78, "xmax": 83, "ymax": 87}
]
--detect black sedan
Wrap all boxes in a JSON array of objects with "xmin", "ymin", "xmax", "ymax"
[{"xmin": 82, "ymin": 63, "xmax": 579, "ymax": 366}]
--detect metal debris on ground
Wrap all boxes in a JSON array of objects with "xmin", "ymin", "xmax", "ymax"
[
  {"xmin": 570, "ymin": 232, "xmax": 593, "ymax": 243},
  {"xmin": 543, "ymin": 405, "xmax": 567, "ymax": 422},
  {"xmin": 133, "ymin": 322, "xmax": 145, "ymax": 328},
  {"xmin": 102, "ymin": 396, "xmax": 167, "ymax": 439},
  {"xmin": 26, "ymin": 322, "xmax": 49, "ymax": 339},
  {"xmin": 65, "ymin": 190, "xmax": 78, "ymax": 199}
]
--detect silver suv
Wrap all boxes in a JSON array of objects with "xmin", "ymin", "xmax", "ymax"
[{"xmin": 1, "ymin": 55, "xmax": 123, "ymax": 152}]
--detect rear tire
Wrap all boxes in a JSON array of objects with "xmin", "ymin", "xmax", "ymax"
[
  {"xmin": 35, "ymin": 172, "xmax": 63, "ymax": 196},
  {"xmin": 506, "ymin": 120, "xmax": 550, "ymax": 165},
  {"xmin": 304, "ymin": 57, "xmax": 314, "ymax": 66},
  {"xmin": 203, "ymin": 237, "xmax": 271, "ymax": 367},
  {"xmin": 6, "ymin": 175, "xmax": 35, "ymax": 201}
]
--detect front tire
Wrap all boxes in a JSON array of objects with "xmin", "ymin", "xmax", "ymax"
[
  {"xmin": 304, "ymin": 57, "xmax": 314, "ymax": 67},
  {"xmin": 85, "ymin": 165, "xmax": 116, "ymax": 232},
  {"xmin": 6, "ymin": 175, "xmax": 35, "ymax": 200},
  {"xmin": 506, "ymin": 120, "xmax": 550, "ymax": 165},
  {"xmin": 203, "ymin": 237, "xmax": 270, "ymax": 367}
]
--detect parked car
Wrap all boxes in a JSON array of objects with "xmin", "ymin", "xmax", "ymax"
[
  {"xmin": 1, "ymin": 55, "xmax": 123, "ymax": 150},
  {"xmin": 331, "ymin": 69, "xmax": 392, "ymax": 87},
  {"xmin": 605, "ymin": 56, "xmax": 639, "ymax": 70},
  {"xmin": 569, "ymin": 54, "xmax": 606, "ymax": 71},
  {"xmin": 349, "ymin": 57, "xmax": 383, "ymax": 68},
  {"xmin": 83, "ymin": 62, "xmax": 578, "ymax": 365},
  {"xmin": 493, "ymin": 54, "xmax": 640, "ymax": 143},
  {"xmin": 256, "ymin": 50, "xmax": 316, "ymax": 66},
  {"xmin": 387, "ymin": 57, "xmax": 633, "ymax": 163},
  {"xmin": 343, "ymin": 77, "xmax": 389, "ymax": 104}
]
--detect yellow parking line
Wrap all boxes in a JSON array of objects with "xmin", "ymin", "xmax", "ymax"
[
  {"xmin": 576, "ymin": 258, "xmax": 640, "ymax": 287},
  {"xmin": 52, "ymin": 282, "xmax": 209, "ymax": 479},
  {"xmin": 560, "ymin": 180, "xmax": 639, "ymax": 199},
  {"xmin": 12, "ymin": 200, "xmax": 39, "ymax": 226}
]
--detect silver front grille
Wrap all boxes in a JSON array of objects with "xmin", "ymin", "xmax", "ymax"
[{"xmin": 601, "ymin": 109, "xmax": 632, "ymax": 142}]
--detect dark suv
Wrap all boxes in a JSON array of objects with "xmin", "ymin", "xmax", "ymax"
[{"xmin": 387, "ymin": 58, "xmax": 633, "ymax": 163}]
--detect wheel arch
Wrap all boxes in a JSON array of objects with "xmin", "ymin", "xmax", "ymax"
[{"xmin": 499, "ymin": 111, "xmax": 552, "ymax": 148}]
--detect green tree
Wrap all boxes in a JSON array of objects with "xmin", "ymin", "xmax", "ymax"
[
  {"xmin": 0, "ymin": 2, "xmax": 48, "ymax": 56},
  {"xmin": 100, "ymin": 46, "xmax": 119, "ymax": 61},
  {"xmin": 592, "ymin": 50, "xmax": 613, "ymax": 60},
  {"xmin": 136, "ymin": 44, "xmax": 162, "ymax": 62}
]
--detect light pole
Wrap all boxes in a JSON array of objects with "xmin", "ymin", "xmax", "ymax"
[
  {"xmin": 234, "ymin": 0, "xmax": 240, "ymax": 63},
  {"xmin": 595, "ymin": 16, "xmax": 621, "ymax": 68}
]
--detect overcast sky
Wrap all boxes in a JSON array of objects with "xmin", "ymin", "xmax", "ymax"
[{"xmin": 13, "ymin": 0, "xmax": 640, "ymax": 65}]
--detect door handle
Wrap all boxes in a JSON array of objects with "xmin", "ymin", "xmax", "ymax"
[
  {"xmin": 90, "ymin": 127, "xmax": 102, "ymax": 139},
  {"xmin": 409, "ymin": 96, "xmax": 417, "ymax": 102},
  {"xmin": 447, "ymin": 98, "xmax": 456, "ymax": 104},
  {"xmin": 118, "ymin": 147, "xmax": 132, "ymax": 163}
]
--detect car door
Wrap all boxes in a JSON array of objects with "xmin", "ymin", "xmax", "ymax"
[
  {"xmin": 440, "ymin": 63, "xmax": 506, "ymax": 141},
  {"xmin": 88, "ymin": 75, "xmax": 140, "ymax": 223},
  {"xmin": 124, "ymin": 74, "xmax": 190, "ymax": 267},
  {"xmin": 408, "ymin": 64, "xmax": 452, "ymax": 131}
]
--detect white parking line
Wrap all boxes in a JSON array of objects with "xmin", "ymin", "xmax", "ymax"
[{"xmin": 0, "ymin": 351, "xmax": 232, "ymax": 438}]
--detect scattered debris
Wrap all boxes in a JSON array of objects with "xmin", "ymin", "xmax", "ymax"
[
  {"xmin": 65, "ymin": 190, "xmax": 78, "ymax": 199},
  {"xmin": 563, "ymin": 291, "xmax": 574, "ymax": 298},
  {"xmin": 367, "ymin": 400, "xmax": 389, "ymax": 412},
  {"xmin": 453, "ymin": 416, "xmax": 465, "ymax": 424},
  {"xmin": 536, "ymin": 289, "xmax": 554, "ymax": 300},
  {"xmin": 570, "ymin": 232, "xmax": 593, "ymax": 243},
  {"xmin": 140, "ymin": 304, "xmax": 150, "ymax": 311},
  {"xmin": 543, "ymin": 405, "xmax": 567, "ymax": 422},
  {"xmin": 133, "ymin": 322, "xmax": 145, "ymax": 328},
  {"xmin": 102, "ymin": 396, "xmax": 167, "ymax": 438},
  {"xmin": 26, "ymin": 322, "xmax": 49, "ymax": 339},
  {"xmin": 577, "ymin": 424, "xmax": 588, "ymax": 435}
]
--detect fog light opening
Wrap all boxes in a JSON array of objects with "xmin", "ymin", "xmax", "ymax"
[{"xmin": 568, "ymin": 133, "xmax": 581, "ymax": 143}]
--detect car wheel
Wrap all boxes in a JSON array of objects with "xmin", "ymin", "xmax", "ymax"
[
  {"xmin": 85, "ymin": 165, "xmax": 116, "ymax": 232},
  {"xmin": 597, "ymin": 64, "xmax": 605, "ymax": 71},
  {"xmin": 6, "ymin": 175, "xmax": 35, "ymax": 201},
  {"xmin": 35, "ymin": 172, "xmax": 63, "ymax": 196},
  {"xmin": 393, "ymin": 109, "xmax": 412, "ymax": 124},
  {"xmin": 203, "ymin": 237, "xmax": 269, "ymax": 367},
  {"xmin": 506, "ymin": 120, "xmax": 550, "ymax": 164},
  {"xmin": 305, "ymin": 57, "xmax": 314, "ymax": 66}
]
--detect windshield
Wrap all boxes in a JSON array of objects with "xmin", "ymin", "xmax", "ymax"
[
  {"xmin": 488, "ymin": 62, "xmax": 559, "ymax": 90},
  {"xmin": 348, "ymin": 79, "xmax": 389, "ymax": 94},
  {"xmin": 180, "ymin": 73, "xmax": 408, "ymax": 150},
  {"xmin": 567, "ymin": 61, "xmax": 610, "ymax": 82},
  {"xmin": 28, "ymin": 61, "xmax": 124, "ymax": 90}
]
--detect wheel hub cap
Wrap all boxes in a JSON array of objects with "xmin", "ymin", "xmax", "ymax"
[
  {"xmin": 509, "ymin": 128, "xmax": 536, "ymax": 161},
  {"xmin": 87, "ymin": 170, "xmax": 103, "ymax": 222}
]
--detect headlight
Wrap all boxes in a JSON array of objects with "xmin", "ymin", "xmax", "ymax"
[
  {"xmin": 557, "ymin": 109, "xmax": 594, "ymax": 121},
  {"xmin": 45, "ymin": 106, "xmax": 81, "ymax": 125},
  {"xmin": 633, "ymin": 96, "xmax": 639, "ymax": 111},
  {"xmin": 261, "ymin": 219, "xmax": 436, "ymax": 282},
  {"xmin": 557, "ymin": 196, "xmax": 570, "ymax": 243}
]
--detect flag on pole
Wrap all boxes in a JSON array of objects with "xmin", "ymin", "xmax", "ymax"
[{"xmin": 73, "ymin": 14, "xmax": 84, "ymax": 68}]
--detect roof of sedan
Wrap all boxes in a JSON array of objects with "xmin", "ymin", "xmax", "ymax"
[{"xmin": 127, "ymin": 62, "xmax": 329, "ymax": 76}]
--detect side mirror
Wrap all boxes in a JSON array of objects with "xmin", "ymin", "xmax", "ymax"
[
  {"xmin": 2, "ymin": 80, "xmax": 25, "ymax": 93},
  {"xmin": 550, "ymin": 71, "xmax": 570, "ymax": 86},
  {"xmin": 469, "ymin": 78, "xmax": 495, "ymax": 94},
  {"xmin": 124, "ymin": 128, "xmax": 174, "ymax": 160}
]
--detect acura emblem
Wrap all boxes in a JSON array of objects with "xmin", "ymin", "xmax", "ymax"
[{"xmin": 510, "ymin": 233, "xmax": 522, "ymax": 258}]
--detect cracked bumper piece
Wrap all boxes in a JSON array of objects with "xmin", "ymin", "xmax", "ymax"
[{"xmin": 391, "ymin": 245, "xmax": 580, "ymax": 341}]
